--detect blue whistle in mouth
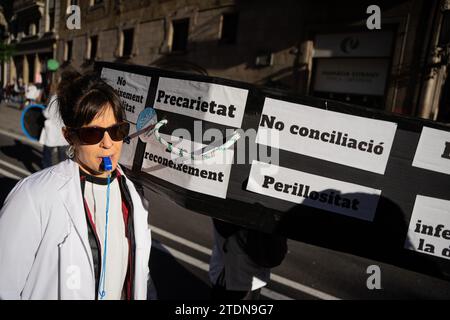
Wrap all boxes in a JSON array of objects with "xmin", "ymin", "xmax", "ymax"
[{"xmin": 102, "ymin": 157, "xmax": 113, "ymax": 171}]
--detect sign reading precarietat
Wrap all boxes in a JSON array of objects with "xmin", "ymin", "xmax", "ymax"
[{"xmin": 154, "ymin": 77, "xmax": 248, "ymax": 128}]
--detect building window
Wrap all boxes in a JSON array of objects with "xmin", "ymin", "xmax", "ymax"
[
  {"xmin": 65, "ymin": 40, "xmax": 73, "ymax": 61},
  {"xmin": 89, "ymin": 35, "xmax": 98, "ymax": 60},
  {"xmin": 438, "ymin": 10, "xmax": 450, "ymax": 48},
  {"xmin": 121, "ymin": 29, "xmax": 134, "ymax": 57},
  {"xmin": 34, "ymin": 20, "xmax": 40, "ymax": 35},
  {"xmin": 219, "ymin": 12, "xmax": 238, "ymax": 44},
  {"xmin": 49, "ymin": 14, "xmax": 55, "ymax": 30},
  {"xmin": 171, "ymin": 19, "xmax": 189, "ymax": 52},
  {"xmin": 90, "ymin": 0, "xmax": 103, "ymax": 6},
  {"xmin": 27, "ymin": 55, "xmax": 35, "ymax": 83},
  {"xmin": 49, "ymin": 0, "xmax": 55, "ymax": 31},
  {"xmin": 25, "ymin": 22, "xmax": 38, "ymax": 36},
  {"xmin": 49, "ymin": 13, "xmax": 55, "ymax": 31}
]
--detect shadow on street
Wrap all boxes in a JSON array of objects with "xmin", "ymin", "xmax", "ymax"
[
  {"xmin": 0, "ymin": 177, "xmax": 19, "ymax": 205},
  {"xmin": 150, "ymin": 240, "xmax": 212, "ymax": 300},
  {"xmin": 0, "ymin": 140, "xmax": 43, "ymax": 173}
]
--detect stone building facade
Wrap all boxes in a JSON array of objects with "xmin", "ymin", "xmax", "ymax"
[
  {"xmin": 3, "ymin": 0, "xmax": 60, "ymax": 87},
  {"xmin": 4, "ymin": 0, "xmax": 450, "ymax": 121}
]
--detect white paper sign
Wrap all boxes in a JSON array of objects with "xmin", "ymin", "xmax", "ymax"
[
  {"xmin": 154, "ymin": 77, "xmax": 248, "ymax": 128},
  {"xmin": 405, "ymin": 195, "xmax": 450, "ymax": 261},
  {"xmin": 141, "ymin": 133, "xmax": 233, "ymax": 198},
  {"xmin": 313, "ymin": 59, "xmax": 389, "ymax": 96},
  {"xmin": 101, "ymin": 68, "xmax": 151, "ymax": 124},
  {"xmin": 256, "ymin": 98, "xmax": 397, "ymax": 174},
  {"xmin": 247, "ymin": 160, "xmax": 381, "ymax": 221},
  {"xmin": 412, "ymin": 127, "xmax": 450, "ymax": 176}
]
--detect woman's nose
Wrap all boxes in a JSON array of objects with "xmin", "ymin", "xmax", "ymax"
[{"xmin": 101, "ymin": 131, "xmax": 114, "ymax": 148}]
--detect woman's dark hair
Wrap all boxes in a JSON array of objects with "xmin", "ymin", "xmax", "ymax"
[{"xmin": 57, "ymin": 71, "xmax": 124, "ymax": 128}]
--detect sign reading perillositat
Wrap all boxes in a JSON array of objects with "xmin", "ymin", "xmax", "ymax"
[
  {"xmin": 101, "ymin": 68, "xmax": 151, "ymax": 124},
  {"xmin": 412, "ymin": 127, "xmax": 450, "ymax": 176},
  {"xmin": 141, "ymin": 133, "xmax": 233, "ymax": 199},
  {"xmin": 247, "ymin": 160, "xmax": 381, "ymax": 221},
  {"xmin": 154, "ymin": 77, "xmax": 248, "ymax": 128},
  {"xmin": 405, "ymin": 195, "xmax": 450, "ymax": 261},
  {"xmin": 256, "ymin": 98, "xmax": 397, "ymax": 174}
]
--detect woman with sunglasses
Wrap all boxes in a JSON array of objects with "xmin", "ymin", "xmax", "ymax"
[{"xmin": 0, "ymin": 72, "xmax": 152, "ymax": 300}]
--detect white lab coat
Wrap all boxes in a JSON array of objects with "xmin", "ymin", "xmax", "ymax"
[
  {"xmin": 38, "ymin": 95, "xmax": 69, "ymax": 147},
  {"xmin": 0, "ymin": 160, "xmax": 152, "ymax": 300}
]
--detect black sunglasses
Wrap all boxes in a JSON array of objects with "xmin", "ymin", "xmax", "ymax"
[{"xmin": 68, "ymin": 122, "xmax": 130, "ymax": 145}]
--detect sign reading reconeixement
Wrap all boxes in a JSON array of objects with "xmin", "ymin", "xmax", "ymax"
[{"xmin": 142, "ymin": 133, "xmax": 233, "ymax": 199}]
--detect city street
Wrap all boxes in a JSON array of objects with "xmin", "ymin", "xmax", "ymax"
[{"xmin": 1, "ymin": 101, "xmax": 449, "ymax": 300}]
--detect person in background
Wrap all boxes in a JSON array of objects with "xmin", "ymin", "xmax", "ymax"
[
  {"xmin": 209, "ymin": 218, "xmax": 287, "ymax": 300},
  {"xmin": 39, "ymin": 72, "xmax": 78, "ymax": 168},
  {"xmin": 24, "ymin": 82, "xmax": 41, "ymax": 106},
  {"xmin": 12, "ymin": 78, "xmax": 25, "ymax": 105},
  {"xmin": 209, "ymin": 219, "xmax": 269, "ymax": 300}
]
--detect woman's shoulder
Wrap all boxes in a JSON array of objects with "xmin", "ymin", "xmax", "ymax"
[
  {"xmin": 2, "ymin": 169, "xmax": 57, "ymax": 211},
  {"xmin": 13, "ymin": 160, "xmax": 75, "ymax": 195}
]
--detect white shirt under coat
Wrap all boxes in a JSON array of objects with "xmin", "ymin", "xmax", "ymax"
[{"xmin": 84, "ymin": 177, "xmax": 129, "ymax": 300}]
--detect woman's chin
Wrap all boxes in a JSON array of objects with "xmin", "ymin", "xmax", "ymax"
[
  {"xmin": 78, "ymin": 162, "xmax": 104, "ymax": 176},
  {"xmin": 76, "ymin": 156, "xmax": 119, "ymax": 177}
]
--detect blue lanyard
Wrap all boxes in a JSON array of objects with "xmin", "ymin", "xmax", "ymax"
[
  {"xmin": 98, "ymin": 173, "xmax": 110, "ymax": 299},
  {"xmin": 98, "ymin": 157, "xmax": 112, "ymax": 300}
]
